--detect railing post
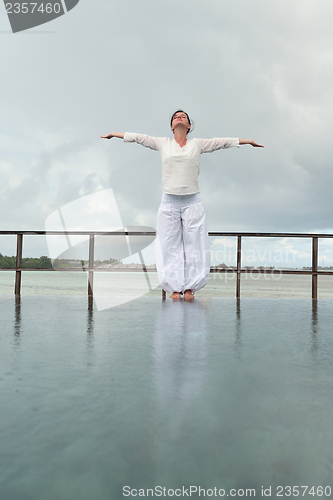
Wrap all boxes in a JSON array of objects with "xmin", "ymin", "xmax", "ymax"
[
  {"xmin": 14, "ymin": 234, "xmax": 23, "ymax": 297},
  {"xmin": 236, "ymin": 236, "xmax": 241, "ymax": 299},
  {"xmin": 312, "ymin": 237, "xmax": 318, "ymax": 300},
  {"xmin": 88, "ymin": 234, "xmax": 94, "ymax": 297}
]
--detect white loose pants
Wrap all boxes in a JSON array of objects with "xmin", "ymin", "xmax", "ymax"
[{"xmin": 155, "ymin": 193, "xmax": 210, "ymax": 294}]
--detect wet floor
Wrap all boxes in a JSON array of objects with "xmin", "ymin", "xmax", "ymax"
[{"xmin": 1, "ymin": 296, "xmax": 333, "ymax": 499}]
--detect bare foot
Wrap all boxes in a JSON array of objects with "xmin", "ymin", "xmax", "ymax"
[
  {"xmin": 184, "ymin": 290, "xmax": 194, "ymax": 301},
  {"xmin": 169, "ymin": 292, "xmax": 181, "ymax": 300}
]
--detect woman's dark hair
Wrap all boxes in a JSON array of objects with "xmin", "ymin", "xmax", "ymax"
[{"xmin": 170, "ymin": 110, "xmax": 192, "ymax": 135}]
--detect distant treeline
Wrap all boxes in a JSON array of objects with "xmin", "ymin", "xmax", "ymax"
[
  {"xmin": 0, "ymin": 254, "xmax": 120, "ymax": 269},
  {"xmin": 0, "ymin": 254, "xmax": 52, "ymax": 268}
]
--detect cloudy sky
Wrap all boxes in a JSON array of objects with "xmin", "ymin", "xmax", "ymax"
[{"xmin": 1, "ymin": 0, "xmax": 333, "ymax": 266}]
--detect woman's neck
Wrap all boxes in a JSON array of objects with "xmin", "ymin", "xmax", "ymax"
[{"xmin": 173, "ymin": 129, "xmax": 187, "ymax": 148}]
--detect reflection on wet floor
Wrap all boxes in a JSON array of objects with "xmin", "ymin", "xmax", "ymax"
[
  {"xmin": 154, "ymin": 300, "xmax": 207, "ymax": 418},
  {"xmin": 14, "ymin": 296, "xmax": 21, "ymax": 339},
  {"xmin": 1, "ymin": 295, "xmax": 333, "ymax": 499}
]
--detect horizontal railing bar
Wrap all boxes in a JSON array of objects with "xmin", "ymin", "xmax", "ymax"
[
  {"xmin": 0, "ymin": 267, "xmax": 157, "ymax": 272},
  {"xmin": 0, "ymin": 231, "xmax": 156, "ymax": 236},
  {"xmin": 210, "ymin": 269, "xmax": 333, "ymax": 275},
  {"xmin": 209, "ymin": 232, "xmax": 333, "ymax": 238},
  {"xmin": 2, "ymin": 230, "xmax": 333, "ymax": 238},
  {"xmin": 2, "ymin": 267, "xmax": 333, "ymax": 275}
]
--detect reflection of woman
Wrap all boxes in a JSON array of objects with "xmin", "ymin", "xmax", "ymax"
[
  {"xmin": 154, "ymin": 300, "xmax": 207, "ymax": 417},
  {"xmin": 101, "ymin": 110, "xmax": 263, "ymax": 300}
]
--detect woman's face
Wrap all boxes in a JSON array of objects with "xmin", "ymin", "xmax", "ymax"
[{"xmin": 171, "ymin": 112, "xmax": 190, "ymax": 133}]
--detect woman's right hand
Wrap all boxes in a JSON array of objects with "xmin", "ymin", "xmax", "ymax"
[
  {"xmin": 100, "ymin": 132, "xmax": 125, "ymax": 140},
  {"xmin": 100, "ymin": 133, "xmax": 114, "ymax": 139}
]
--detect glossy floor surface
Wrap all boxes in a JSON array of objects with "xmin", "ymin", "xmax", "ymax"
[{"xmin": 1, "ymin": 296, "xmax": 333, "ymax": 499}]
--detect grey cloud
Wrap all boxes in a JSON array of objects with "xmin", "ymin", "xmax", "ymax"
[{"xmin": 1, "ymin": 0, "xmax": 333, "ymax": 262}]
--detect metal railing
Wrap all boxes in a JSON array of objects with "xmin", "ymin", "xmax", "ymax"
[{"xmin": 1, "ymin": 230, "xmax": 333, "ymax": 299}]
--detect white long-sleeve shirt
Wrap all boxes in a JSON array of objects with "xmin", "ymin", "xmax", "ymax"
[{"xmin": 124, "ymin": 132, "xmax": 239, "ymax": 195}]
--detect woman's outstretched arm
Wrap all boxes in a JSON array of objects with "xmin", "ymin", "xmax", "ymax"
[
  {"xmin": 100, "ymin": 132, "xmax": 125, "ymax": 139},
  {"xmin": 100, "ymin": 132, "xmax": 165, "ymax": 151},
  {"xmin": 239, "ymin": 139, "xmax": 264, "ymax": 147}
]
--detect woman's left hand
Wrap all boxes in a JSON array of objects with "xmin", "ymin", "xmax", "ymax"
[
  {"xmin": 250, "ymin": 140, "xmax": 264, "ymax": 147},
  {"xmin": 239, "ymin": 139, "xmax": 264, "ymax": 147}
]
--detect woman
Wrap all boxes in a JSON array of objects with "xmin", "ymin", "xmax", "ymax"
[{"xmin": 101, "ymin": 111, "xmax": 263, "ymax": 300}]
